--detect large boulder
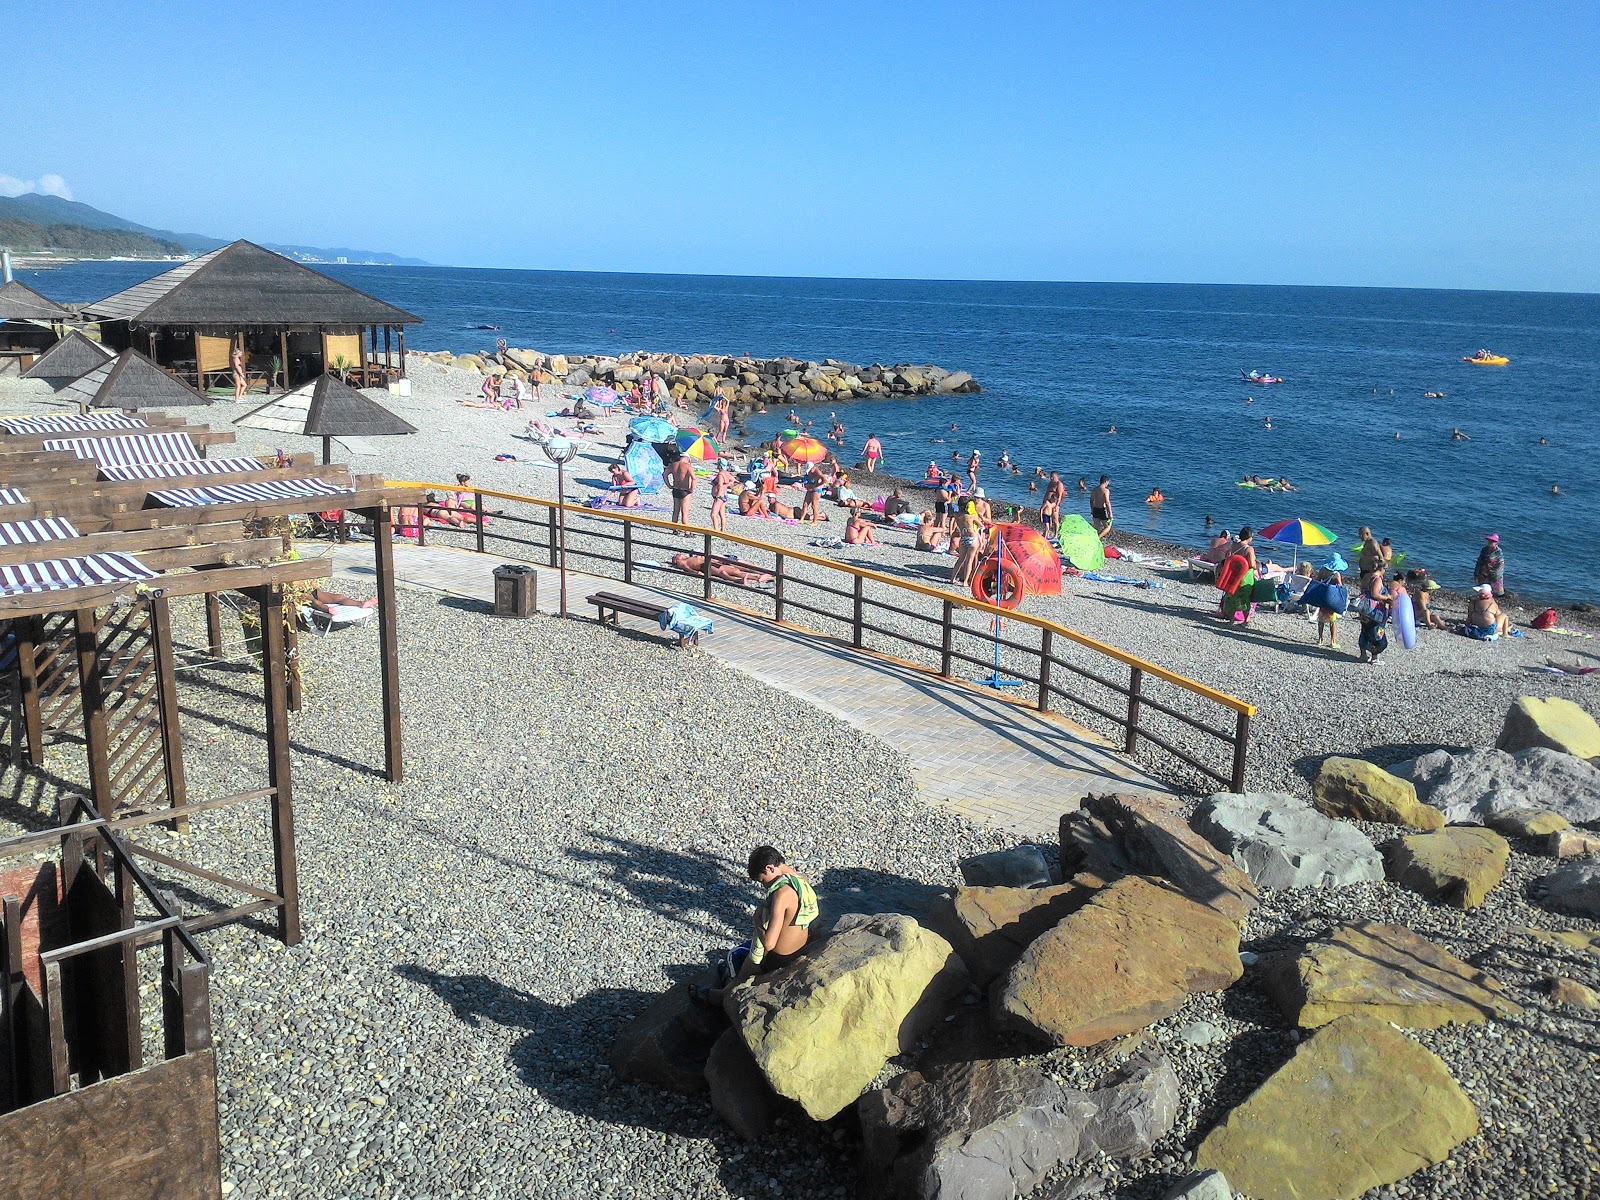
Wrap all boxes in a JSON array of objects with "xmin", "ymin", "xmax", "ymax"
[
  {"xmin": 546, "ymin": 353, "xmax": 569, "ymax": 376},
  {"xmin": 1161, "ymin": 1172, "xmax": 1233, "ymax": 1200},
  {"xmin": 857, "ymin": 1048, "xmax": 1178, "ymax": 1199},
  {"xmin": 993, "ymin": 876, "xmax": 1242, "ymax": 1046},
  {"xmin": 1191, "ymin": 792, "xmax": 1385, "ymax": 889},
  {"xmin": 1261, "ymin": 920, "xmax": 1521, "ymax": 1028},
  {"xmin": 1195, "ymin": 1016, "xmax": 1479, "ymax": 1200},
  {"xmin": 606, "ymin": 971, "xmax": 727, "ymax": 1093},
  {"xmin": 939, "ymin": 880, "xmax": 1101, "ymax": 987},
  {"xmin": 1538, "ymin": 859, "xmax": 1600, "ymax": 918},
  {"xmin": 731, "ymin": 913, "xmax": 968, "ymax": 1120},
  {"xmin": 1497, "ymin": 696, "xmax": 1600, "ymax": 759},
  {"xmin": 1487, "ymin": 806, "xmax": 1570, "ymax": 838},
  {"xmin": 1549, "ymin": 828, "xmax": 1600, "ymax": 858},
  {"xmin": 1080, "ymin": 792, "xmax": 1258, "ymax": 920},
  {"xmin": 704, "ymin": 1030, "xmax": 783, "ymax": 1141},
  {"xmin": 1391, "ymin": 747, "xmax": 1600, "ymax": 825},
  {"xmin": 934, "ymin": 370, "xmax": 974, "ymax": 393},
  {"xmin": 1384, "ymin": 828, "xmax": 1509, "ymax": 909},
  {"xmin": 958, "ymin": 845, "xmax": 1053, "ymax": 888},
  {"xmin": 1312, "ymin": 757, "xmax": 1444, "ymax": 830}
]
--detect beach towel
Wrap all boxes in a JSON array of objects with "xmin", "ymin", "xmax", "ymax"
[
  {"xmin": 659, "ymin": 602, "xmax": 713, "ymax": 642},
  {"xmin": 1081, "ymin": 572, "xmax": 1163, "ymax": 589},
  {"xmin": 810, "ymin": 536, "xmax": 845, "ymax": 549}
]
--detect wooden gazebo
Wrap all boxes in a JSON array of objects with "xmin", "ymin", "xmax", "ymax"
[{"xmin": 83, "ymin": 241, "xmax": 421, "ymax": 394}]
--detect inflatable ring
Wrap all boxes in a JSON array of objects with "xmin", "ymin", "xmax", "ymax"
[
  {"xmin": 973, "ymin": 560, "xmax": 1027, "ymax": 610},
  {"xmin": 1215, "ymin": 553, "xmax": 1249, "ymax": 595}
]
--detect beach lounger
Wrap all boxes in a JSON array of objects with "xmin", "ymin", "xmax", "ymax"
[{"xmin": 299, "ymin": 603, "xmax": 375, "ymax": 636}]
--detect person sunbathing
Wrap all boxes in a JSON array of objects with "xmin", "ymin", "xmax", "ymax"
[
  {"xmin": 670, "ymin": 552, "xmax": 775, "ymax": 586},
  {"xmin": 309, "ymin": 589, "xmax": 378, "ymax": 616},
  {"xmin": 916, "ymin": 510, "xmax": 946, "ymax": 552},
  {"xmin": 844, "ymin": 510, "xmax": 879, "ymax": 546}
]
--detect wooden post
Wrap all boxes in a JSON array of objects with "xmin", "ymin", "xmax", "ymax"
[
  {"xmin": 702, "ymin": 532, "xmax": 713, "ymax": 599},
  {"xmin": 2, "ymin": 895, "xmax": 21, "ymax": 1108},
  {"xmin": 474, "ymin": 492, "xmax": 486, "ymax": 554},
  {"xmin": 148, "ymin": 598, "xmax": 190, "ymax": 832},
  {"xmin": 321, "ymin": 435, "xmax": 332, "ymax": 466},
  {"xmin": 773, "ymin": 553, "xmax": 785, "ymax": 622},
  {"xmin": 16, "ymin": 616, "xmax": 42, "ymax": 767},
  {"xmin": 398, "ymin": 327, "xmax": 407, "ymax": 378},
  {"xmin": 368, "ymin": 325, "xmax": 378, "ymax": 387},
  {"xmin": 1036, "ymin": 629, "xmax": 1053, "ymax": 713},
  {"xmin": 285, "ymin": 615, "xmax": 303, "ymax": 714},
  {"xmin": 1124, "ymin": 667, "xmax": 1143, "ymax": 755},
  {"xmin": 255, "ymin": 583, "xmax": 301, "ymax": 946},
  {"xmin": 204, "ymin": 592, "xmax": 224, "ymax": 658},
  {"xmin": 73, "ymin": 608, "xmax": 114, "ymax": 817},
  {"xmin": 384, "ymin": 325, "xmax": 392, "ymax": 375},
  {"xmin": 547, "ymin": 505, "xmax": 557, "ymax": 566},
  {"xmin": 852, "ymin": 574, "xmax": 864, "ymax": 648},
  {"xmin": 1230, "ymin": 710, "xmax": 1251, "ymax": 794},
  {"xmin": 279, "ymin": 330, "xmax": 290, "ymax": 392},
  {"xmin": 623, "ymin": 520, "xmax": 634, "ymax": 584},
  {"xmin": 940, "ymin": 600, "xmax": 954, "ymax": 677},
  {"xmin": 369, "ymin": 504, "xmax": 403, "ymax": 784}
]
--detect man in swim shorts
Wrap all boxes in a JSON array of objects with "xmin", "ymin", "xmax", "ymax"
[
  {"xmin": 667, "ymin": 454, "xmax": 696, "ymax": 528},
  {"xmin": 1090, "ymin": 475, "xmax": 1113, "ymax": 536},
  {"xmin": 1041, "ymin": 471, "xmax": 1065, "ymax": 532}
]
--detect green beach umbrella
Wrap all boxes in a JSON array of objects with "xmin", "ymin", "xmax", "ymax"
[{"xmin": 1056, "ymin": 515, "xmax": 1106, "ymax": 572}]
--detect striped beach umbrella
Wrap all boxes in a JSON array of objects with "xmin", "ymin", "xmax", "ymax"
[
  {"xmin": 676, "ymin": 429, "xmax": 720, "ymax": 463},
  {"xmin": 585, "ymin": 385, "xmax": 619, "ymax": 407},
  {"xmin": 1260, "ymin": 518, "xmax": 1337, "ymax": 546},
  {"xmin": 781, "ymin": 435, "xmax": 828, "ymax": 464}
]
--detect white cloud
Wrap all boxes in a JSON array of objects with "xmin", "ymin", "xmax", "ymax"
[{"xmin": 0, "ymin": 173, "xmax": 74, "ymax": 200}]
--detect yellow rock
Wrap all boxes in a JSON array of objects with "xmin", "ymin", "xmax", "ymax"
[
  {"xmin": 1496, "ymin": 696, "xmax": 1600, "ymax": 760},
  {"xmin": 1312, "ymin": 757, "xmax": 1444, "ymax": 830}
]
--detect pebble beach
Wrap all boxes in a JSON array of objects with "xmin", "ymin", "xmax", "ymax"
[{"xmin": 0, "ymin": 360, "xmax": 1596, "ymax": 1200}]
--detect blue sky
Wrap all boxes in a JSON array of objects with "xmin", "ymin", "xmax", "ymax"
[{"xmin": 5, "ymin": 1, "xmax": 1597, "ymax": 290}]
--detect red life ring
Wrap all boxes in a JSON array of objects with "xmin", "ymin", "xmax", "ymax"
[
  {"xmin": 973, "ymin": 560, "xmax": 1027, "ymax": 610},
  {"xmin": 1216, "ymin": 553, "xmax": 1249, "ymax": 595}
]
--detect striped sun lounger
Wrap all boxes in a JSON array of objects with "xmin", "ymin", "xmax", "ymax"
[
  {"xmin": 149, "ymin": 478, "xmax": 353, "ymax": 508},
  {"xmin": 98, "ymin": 456, "xmax": 264, "ymax": 482},
  {"xmin": 0, "ymin": 552, "xmax": 156, "ymax": 599},
  {"xmin": 2, "ymin": 413, "xmax": 149, "ymax": 436},
  {"xmin": 0, "ymin": 517, "xmax": 80, "ymax": 545},
  {"xmin": 41, "ymin": 432, "xmax": 200, "ymax": 467},
  {"xmin": 0, "ymin": 488, "xmax": 26, "ymax": 506}
]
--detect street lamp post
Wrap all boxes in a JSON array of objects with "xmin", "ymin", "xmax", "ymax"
[{"xmin": 541, "ymin": 435, "xmax": 579, "ymax": 617}]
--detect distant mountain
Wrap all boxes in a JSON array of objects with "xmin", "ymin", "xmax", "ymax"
[
  {"xmin": 0, "ymin": 213, "xmax": 186, "ymax": 258},
  {"xmin": 0, "ymin": 193, "xmax": 429, "ymax": 266}
]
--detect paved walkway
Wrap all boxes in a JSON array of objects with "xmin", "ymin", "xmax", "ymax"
[{"xmin": 322, "ymin": 542, "xmax": 1170, "ymax": 837}]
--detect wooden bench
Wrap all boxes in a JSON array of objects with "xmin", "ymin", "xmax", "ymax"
[{"xmin": 587, "ymin": 590, "xmax": 698, "ymax": 645}]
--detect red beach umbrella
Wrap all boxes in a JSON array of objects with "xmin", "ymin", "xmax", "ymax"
[
  {"xmin": 972, "ymin": 523, "xmax": 1062, "ymax": 608},
  {"xmin": 782, "ymin": 435, "xmax": 828, "ymax": 464}
]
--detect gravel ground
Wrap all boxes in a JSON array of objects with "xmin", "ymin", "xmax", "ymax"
[{"xmin": 2, "ymin": 366, "xmax": 1597, "ymax": 1199}]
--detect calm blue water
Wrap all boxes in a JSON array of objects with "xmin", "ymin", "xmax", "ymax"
[{"xmin": 24, "ymin": 262, "xmax": 1600, "ymax": 604}]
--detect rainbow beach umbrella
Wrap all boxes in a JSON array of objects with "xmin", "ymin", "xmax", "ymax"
[
  {"xmin": 781, "ymin": 435, "xmax": 828, "ymax": 464},
  {"xmin": 1260, "ymin": 518, "xmax": 1337, "ymax": 566},
  {"xmin": 676, "ymin": 428, "xmax": 720, "ymax": 465}
]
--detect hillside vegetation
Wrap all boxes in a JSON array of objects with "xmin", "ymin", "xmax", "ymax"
[{"xmin": 0, "ymin": 216, "xmax": 186, "ymax": 258}]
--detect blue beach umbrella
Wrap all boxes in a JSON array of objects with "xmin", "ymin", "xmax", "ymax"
[{"xmin": 629, "ymin": 415, "xmax": 676, "ymax": 442}]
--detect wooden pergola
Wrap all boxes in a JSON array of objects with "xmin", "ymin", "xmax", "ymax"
[
  {"xmin": 83, "ymin": 241, "xmax": 421, "ymax": 394},
  {"xmin": 0, "ymin": 412, "xmax": 423, "ymax": 1195}
]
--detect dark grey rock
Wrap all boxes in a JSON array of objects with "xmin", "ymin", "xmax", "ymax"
[
  {"xmin": 704, "ymin": 1029, "xmax": 782, "ymax": 1141},
  {"xmin": 1540, "ymin": 859, "xmax": 1600, "ymax": 918},
  {"xmin": 959, "ymin": 845, "xmax": 1053, "ymax": 889},
  {"xmin": 606, "ymin": 971, "xmax": 726, "ymax": 1093},
  {"xmin": 1192, "ymin": 792, "xmax": 1384, "ymax": 889},
  {"xmin": 1161, "ymin": 1169, "xmax": 1233, "ymax": 1200}
]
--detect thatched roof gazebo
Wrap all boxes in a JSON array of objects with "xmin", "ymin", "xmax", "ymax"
[
  {"xmin": 83, "ymin": 240, "xmax": 422, "ymax": 395},
  {"xmin": 21, "ymin": 329, "xmax": 113, "ymax": 390},
  {"xmin": 0, "ymin": 279, "xmax": 72, "ymax": 374},
  {"xmin": 240, "ymin": 373, "xmax": 417, "ymax": 463},
  {"xmin": 57, "ymin": 348, "xmax": 212, "ymax": 411}
]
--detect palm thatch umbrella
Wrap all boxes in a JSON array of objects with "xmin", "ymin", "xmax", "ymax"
[{"xmin": 21, "ymin": 331, "xmax": 113, "ymax": 390}]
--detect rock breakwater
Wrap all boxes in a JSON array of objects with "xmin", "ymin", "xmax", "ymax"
[{"xmin": 407, "ymin": 346, "xmax": 980, "ymax": 413}]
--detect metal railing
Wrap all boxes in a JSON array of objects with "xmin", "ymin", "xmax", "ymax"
[{"xmin": 393, "ymin": 483, "xmax": 1256, "ymax": 792}]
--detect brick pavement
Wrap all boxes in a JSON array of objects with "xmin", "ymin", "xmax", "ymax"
[{"xmin": 323, "ymin": 541, "xmax": 1171, "ymax": 838}]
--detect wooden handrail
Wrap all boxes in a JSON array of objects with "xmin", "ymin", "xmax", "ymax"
[{"xmin": 390, "ymin": 479, "xmax": 1257, "ymax": 717}]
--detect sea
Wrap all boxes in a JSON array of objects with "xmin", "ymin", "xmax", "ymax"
[{"xmin": 23, "ymin": 262, "xmax": 1600, "ymax": 606}]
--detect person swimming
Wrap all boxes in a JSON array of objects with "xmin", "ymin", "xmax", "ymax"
[
  {"xmin": 1107, "ymin": 424, "xmax": 1117, "ymax": 434},
  {"xmin": 1146, "ymin": 487, "xmax": 1165, "ymax": 504},
  {"xmin": 1263, "ymin": 417, "xmax": 1273, "ymax": 430},
  {"xmin": 1451, "ymin": 427, "xmax": 1470, "ymax": 441}
]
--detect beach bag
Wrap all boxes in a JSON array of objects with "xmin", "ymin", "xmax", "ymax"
[
  {"xmin": 1322, "ymin": 583, "xmax": 1349, "ymax": 614},
  {"xmin": 1532, "ymin": 608, "xmax": 1558, "ymax": 631}
]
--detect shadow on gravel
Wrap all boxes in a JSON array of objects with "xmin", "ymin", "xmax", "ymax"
[
  {"xmin": 563, "ymin": 834, "xmax": 749, "ymax": 940},
  {"xmin": 437, "ymin": 595, "xmax": 495, "ymax": 616},
  {"xmin": 0, "ymin": 761, "xmax": 91, "ymax": 830},
  {"xmin": 395, "ymin": 963, "xmax": 854, "ymax": 1199}
]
